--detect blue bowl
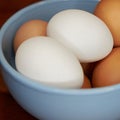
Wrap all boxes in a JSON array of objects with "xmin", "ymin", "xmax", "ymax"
[{"xmin": 1, "ymin": 0, "xmax": 120, "ymax": 120}]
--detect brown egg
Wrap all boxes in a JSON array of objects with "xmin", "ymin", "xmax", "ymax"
[
  {"xmin": 81, "ymin": 75, "xmax": 91, "ymax": 89},
  {"xmin": 94, "ymin": 0, "xmax": 120, "ymax": 47},
  {"xmin": 14, "ymin": 19, "xmax": 48, "ymax": 52},
  {"xmin": 92, "ymin": 47, "xmax": 120, "ymax": 88}
]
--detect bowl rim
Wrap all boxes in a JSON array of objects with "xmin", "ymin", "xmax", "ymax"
[{"xmin": 1, "ymin": 0, "xmax": 120, "ymax": 96}]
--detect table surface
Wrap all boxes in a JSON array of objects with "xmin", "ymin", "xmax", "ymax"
[{"xmin": 0, "ymin": 0, "xmax": 42, "ymax": 119}]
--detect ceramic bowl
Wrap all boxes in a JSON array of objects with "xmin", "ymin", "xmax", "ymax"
[{"xmin": 0, "ymin": 0, "xmax": 120, "ymax": 120}]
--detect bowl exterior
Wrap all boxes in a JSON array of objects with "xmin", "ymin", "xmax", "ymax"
[{"xmin": 2, "ymin": 67, "xmax": 120, "ymax": 120}]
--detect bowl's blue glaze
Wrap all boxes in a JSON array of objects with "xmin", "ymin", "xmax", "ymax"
[{"xmin": 1, "ymin": 0, "xmax": 120, "ymax": 120}]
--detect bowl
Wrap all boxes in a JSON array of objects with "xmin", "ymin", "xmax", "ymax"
[{"xmin": 0, "ymin": 0, "xmax": 120, "ymax": 120}]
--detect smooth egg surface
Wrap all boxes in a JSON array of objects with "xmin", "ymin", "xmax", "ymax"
[
  {"xmin": 15, "ymin": 36, "xmax": 84, "ymax": 89},
  {"xmin": 47, "ymin": 9, "xmax": 113, "ymax": 63},
  {"xmin": 92, "ymin": 47, "xmax": 120, "ymax": 87}
]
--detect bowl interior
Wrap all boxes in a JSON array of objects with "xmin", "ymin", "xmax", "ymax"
[{"xmin": 1, "ymin": 0, "xmax": 115, "ymax": 94}]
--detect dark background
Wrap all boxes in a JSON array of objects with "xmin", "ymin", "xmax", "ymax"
[{"xmin": 0, "ymin": 0, "xmax": 42, "ymax": 119}]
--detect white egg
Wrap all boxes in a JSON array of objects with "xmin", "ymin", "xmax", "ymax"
[
  {"xmin": 15, "ymin": 36, "xmax": 84, "ymax": 89},
  {"xmin": 47, "ymin": 9, "xmax": 113, "ymax": 62}
]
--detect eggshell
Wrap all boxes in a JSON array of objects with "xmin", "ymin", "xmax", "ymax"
[
  {"xmin": 14, "ymin": 19, "xmax": 47, "ymax": 52},
  {"xmin": 15, "ymin": 36, "xmax": 84, "ymax": 89},
  {"xmin": 47, "ymin": 9, "xmax": 113, "ymax": 62},
  {"xmin": 92, "ymin": 47, "xmax": 120, "ymax": 87},
  {"xmin": 94, "ymin": 0, "xmax": 120, "ymax": 47},
  {"xmin": 81, "ymin": 75, "xmax": 91, "ymax": 89}
]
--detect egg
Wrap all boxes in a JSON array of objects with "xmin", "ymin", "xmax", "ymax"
[
  {"xmin": 81, "ymin": 75, "xmax": 91, "ymax": 89},
  {"xmin": 94, "ymin": 0, "xmax": 120, "ymax": 47},
  {"xmin": 92, "ymin": 47, "xmax": 120, "ymax": 88},
  {"xmin": 47, "ymin": 9, "xmax": 113, "ymax": 63},
  {"xmin": 14, "ymin": 19, "xmax": 47, "ymax": 52},
  {"xmin": 15, "ymin": 36, "xmax": 84, "ymax": 89}
]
